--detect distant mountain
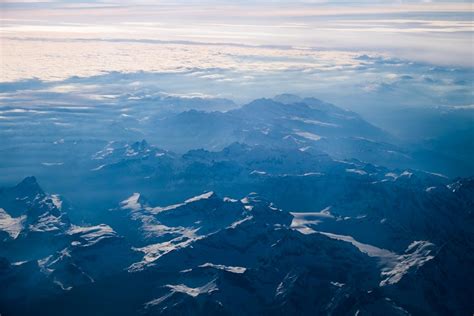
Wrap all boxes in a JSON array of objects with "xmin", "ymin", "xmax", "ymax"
[
  {"xmin": 148, "ymin": 97, "xmax": 403, "ymax": 168},
  {"xmin": 0, "ymin": 94, "xmax": 468, "ymax": 192}
]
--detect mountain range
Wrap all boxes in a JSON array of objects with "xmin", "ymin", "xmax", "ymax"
[{"xmin": 1, "ymin": 95, "xmax": 473, "ymax": 315}]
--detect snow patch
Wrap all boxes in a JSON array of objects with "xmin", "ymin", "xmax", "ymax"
[
  {"xmin": 91, "ymin": 164, "xmax": 107, "ymax": 171},
  {"xmin": 314, "ymin": 231, "xmax": 436, "ymax": 287},
  {"xmin": 424, "ymin": 171, "xmax": 448, "ymax": 179},
  {"xmin": 250, "ymin": 170, "xmax": 267, "ymax": 176},
  {"xmin": 67, "ymin": 224, "xmax": 117, "ymax": 247},
  {"xmin": 346, "ymin": 168, "xmax": 367, "ymax": 175},
  {"xmin": 294, "ymin": 131, "xmax": 322, "ymax": 141},
  {"xmin": 318, "ymin": 231, "xmax": 397, "ymax": 261},
  {"xmin": 41, "ymin": 162, "xmax": 64, "ymax": 166},
  {"xmin": 129, "ymin": 236, "xmax": 199, "ymax": 271},
  {"xmin": 300, "ymin": 172, "xmax": 323, "ymax": 177},
  {"xmin": 146, "ymin": 192, "xmax": 215, "ymax": 215},
  {"xmin": 50, "ymin": 194, "xmax": 63, "ymax": 211},
  {"xmin": 380, "ymin": 241, "xmax": 435, "ymax": 286},
  {"xmin": 145, "ymin": 280, "xmax": 218, "ymax": 308},
  {"xmin": 29, "ymin": 213, "xmax": 64, "ymax": 232},
  {"xmin": 291, "ymin": 116, "xmax": 339, "ymax": 127},
  {"xmin": 290, "ymin": 207, "xmax": 335, "ymax": 230},
  {"xmin": 185, "ymin": 191, "xmax": 214, "ymax": 203},
  {"xmin": 92, "ymin": 141, "xmax": 115, "ymax": 160},
  {"xmin": 228, "ymin": 216, "xmax": 253, "ymax": 229},
  {"xmin": 199, "ymin": 263, "xmax": 246, "ymax": 274},
  {"xmin": 330, "ymin": 281, "xmax": 345, "ymax": 288},
  {"xmin": 0, "ymin": 208, "xmax": 25, "ymax": 239},
  {"xmin": 120, "ymin": 193, "xmax": 142, "ymax": 212},
  {"xmin": 399, "ymin": 171, "xmax": 413, "ymax": 178}
]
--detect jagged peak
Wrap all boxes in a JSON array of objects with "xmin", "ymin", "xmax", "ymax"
[
  {"xmin": 18, "ymin": 176, "xmax": 39, "ymax": 187},
  {"xmin": 133, "ymin": 139, "xmax": 148, "ymax": 148},
  {"xmin": 120, "ymin": 192, "xmax": 149, "ymax": 211},
  {"xmin": 249, "ymin": 97, "xmax": 280, "ymax": 105},
  {"xmin": 222, "ymin": 142, "xmax": 251, "ymax": 154},
  {"xmin": 273, "ymin": 93, "xmax": 303, "ymax": 104},
  {"xmin": 14, "ymin": 176, "xmax": 44, "ymax": 196}
]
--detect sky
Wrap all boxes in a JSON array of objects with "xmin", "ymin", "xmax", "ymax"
[
  {"xmin": 0, "ymin": 1, "xmax": 472, "ymax": 114},
  {"xmin": 2, "ymin": 1, "xmax": 473, "ymax": 73}
]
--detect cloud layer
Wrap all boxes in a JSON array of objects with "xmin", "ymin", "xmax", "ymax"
[{"xmin": 1, "ymin": 1, "xmax": 473, "ymax": 75}]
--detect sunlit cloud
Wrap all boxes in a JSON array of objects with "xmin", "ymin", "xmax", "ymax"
[{"xmin": 1, "ymin": 1, "xmax": 472, "ymax": 71}]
